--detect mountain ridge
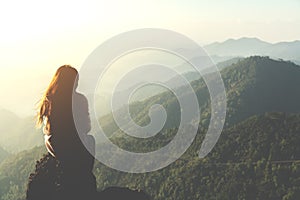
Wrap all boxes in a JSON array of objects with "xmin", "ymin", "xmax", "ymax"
[
  {"xmin": 0, "ymin": 146, "xmax": 9, "ymax": 164},
  {"xmin": 0, "ymin": 108, "xmax": 43, "ymax": 153},
  {"xmin": 204, "ymin": 37, "xmax": 300, "ymax": 61},
  {"xmin": 98, "ymin": 56, "xmax": 300, "ymax": 139},
  {"xmin": 1, "ymin": 112, "xmax": 299, "ymax": 200},
  {"xmin": 1, "ymin": 56, "xmax": 300, "ymax": 199}
]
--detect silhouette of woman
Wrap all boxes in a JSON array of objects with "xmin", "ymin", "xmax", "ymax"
[
  {"xmin": 26, "ymin": 65, "xmax": 152, "ymax": 200},
  {"xmin": 36, "ymin": 65, "xmax": 96, "ymax": 199}
]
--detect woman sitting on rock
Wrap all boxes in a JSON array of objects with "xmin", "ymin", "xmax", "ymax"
[{"xmin": 35, "ymin": 65, "xmax": 96, "ymax": 199}]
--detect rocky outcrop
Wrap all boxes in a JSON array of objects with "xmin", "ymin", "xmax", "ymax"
[{"xmin": 26, "ymin": 154, "xmax": 150, "ymax": 200}]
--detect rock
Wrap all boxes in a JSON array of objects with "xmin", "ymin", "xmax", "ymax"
[{"xmin": 26, "ymin": 154, "xmax": 151, "ymax": 200}]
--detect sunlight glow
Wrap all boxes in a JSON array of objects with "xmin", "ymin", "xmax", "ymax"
[{"xmin": 0, "ymin": 0, "xmax": 299, "ymax": 116}]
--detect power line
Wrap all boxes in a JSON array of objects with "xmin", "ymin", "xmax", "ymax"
[{"xmin": 189, "ymin": 159, "xmax": 300, "ymax": 166}]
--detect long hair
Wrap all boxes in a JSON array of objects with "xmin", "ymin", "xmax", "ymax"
[{"xmin": 37, "ymin": 65, "xmax": 78, "ymax": 133}]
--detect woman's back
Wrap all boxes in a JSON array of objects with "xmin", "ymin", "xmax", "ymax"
[{"xmin": 33, "ymin": 65, "xmax": 96, "ymax": 199}]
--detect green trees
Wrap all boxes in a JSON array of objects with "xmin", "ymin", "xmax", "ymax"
[
  {"xmin": 0, "ymin": 56, "xmax": 300, "ymax": 199},
  {"xmin": 90, "ymin": 113, "xmax": 300, "ymax": 200}
]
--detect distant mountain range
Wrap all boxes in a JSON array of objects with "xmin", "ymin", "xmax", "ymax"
[
  {"xmin": 1, "ymin": 56, "xmax": 300, "ymax": 199},
  {"xmin": 109, "ymin": 37, "xmax": 300, "ymax": 113},
  {"xmin": 0, "ymin": 108, "xmax": 42, "ymax": 153},
  {"xmin": 204, "ymin": 37, "xmax": 300, "ymax": 64},
  {"xmin": 0, "ymin": 146, "xmax": 9, "ymax": 164},
  {"xmin": 2, "ymin": 112, "xmax": 300, "ymax": 200},
  {"xmin": 98, "ymin": 56, "xmax": 300, "ymax": 139}
]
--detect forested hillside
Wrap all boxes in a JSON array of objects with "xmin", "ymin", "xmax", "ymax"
[
  {"xmin": 0, "ymin": 56, "xmax": 299, "ymax": 199},
  {"xmin": 0, "ymin": 109, "xmax": 42, "ymax": 153},
  {"xmin": 95, "ymin": 113, "xmax": 300, "ymax": 200},
  {"xmin": 1, "ymin": 113, "xmax": 299, "ymax": 200},
  {"xmin": 99, "ymin": 56, "xmax": 300, "ymax": 138},
  {"xmin": 0, "ymin": 146, "xmax": 9, "ymax": 164}
]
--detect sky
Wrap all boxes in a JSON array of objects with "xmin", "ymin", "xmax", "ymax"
[{"xmin": 0, "ymin": 0, "xmax": 300, "ymax": 116}]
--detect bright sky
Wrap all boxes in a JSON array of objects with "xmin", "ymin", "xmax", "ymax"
[{"xmin": 0, "ymin": 0, "xmax": 300, "ymax": 116}]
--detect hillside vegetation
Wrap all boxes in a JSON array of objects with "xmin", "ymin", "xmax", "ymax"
[{"xmin": 0, "ymin": 56, "xmax": 299, "ymax": 199}]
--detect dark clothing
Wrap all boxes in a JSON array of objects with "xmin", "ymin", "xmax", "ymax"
[{"xmin": 29, "ymin": 92, "xmax": 97, "ymax": 200}]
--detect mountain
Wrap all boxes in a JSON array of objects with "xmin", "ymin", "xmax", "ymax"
[
  {"xmin": 98, "ymin": 56, "xmax": 300, "ymax": 138},
  {"xmin": 220, "ymin": 56, "xmax": 300, "ymax": 125},
  {"xmin": 204, "ymin": 37, "xmax": 300, "ymax": 61},
  {"xmin": 1, "ymin": 113, "xmax": 299, "ymax": 200},
  {"xmin": 1, "ymin": 56, "xmax": 300, "ymax": 199},
  {"xmin": 0, "ymin": 146, "xmax": 9, "ymax": 164},
  {"xmin": 0, "ymin": 109, "xmax": 42, "ymax": 153},
  {"xmin": 97, "ymin": 112, "xmax": 300, "ymax": 200},
  {"xmin": 193, "ymin": 57, "xmax": 244, "ymax": 75},
  {"xmin": 205, "ymin": 37, "xmax": 270, "ymax": 56},
  {"xmin": 0, "ymin": 146, "xmax": 46, "ymax": 200},
  {"xmin": 95, "ymin": 57, "xmax": 243, "ymax": 117}
]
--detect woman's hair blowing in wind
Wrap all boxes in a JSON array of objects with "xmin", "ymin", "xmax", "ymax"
[{"xmin": 37, "ymin": 65, "xmax": 78, "ymax": 128}]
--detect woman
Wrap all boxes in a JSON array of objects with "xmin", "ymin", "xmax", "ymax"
[{"xmin": 36, "ymin": 65, "xmax": 96, "ymax": 199}]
